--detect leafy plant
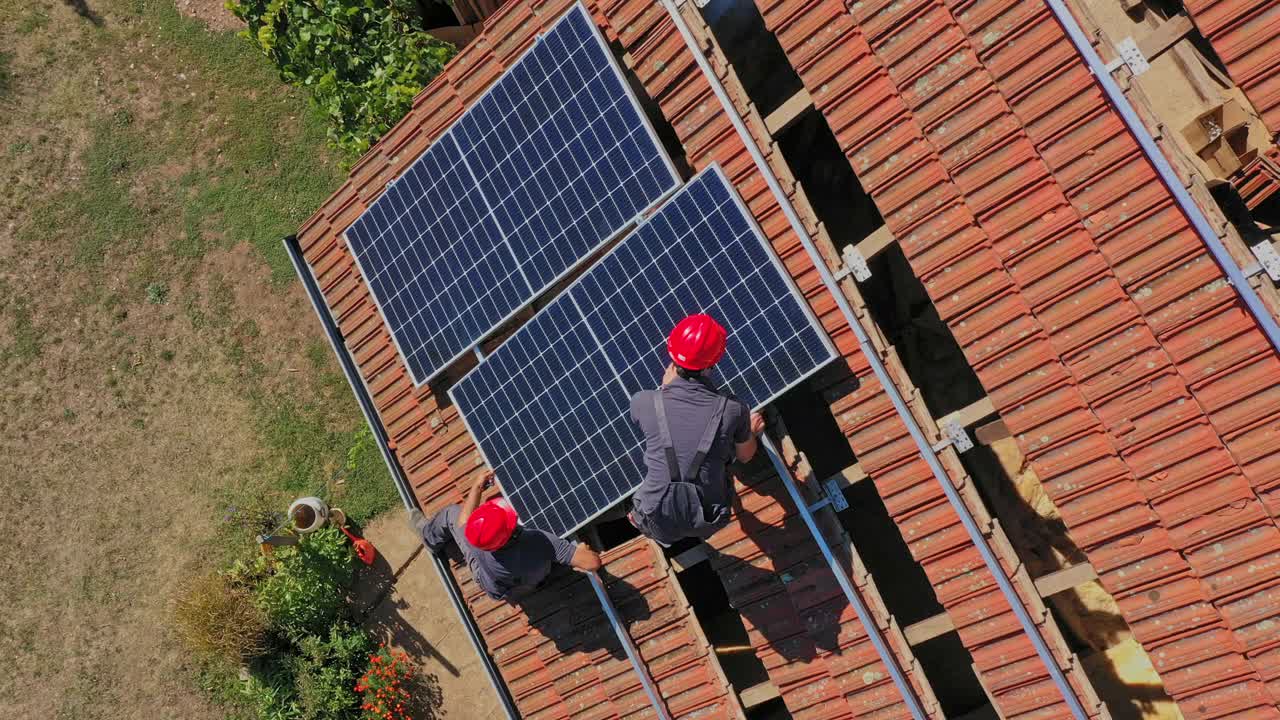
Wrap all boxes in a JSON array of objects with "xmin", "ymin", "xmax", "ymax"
[
  {"xmin": 242, "ymin": 658, "xmax": 303, "ymax": 720},
  {"xmin": 295, "ymin": 624, "xmax": 372, "ymax": 720},
  {"xmin": 335, "ymin": 427, "xmax": 397, "ymax": 525},
  {"xmin": 254, "ymin": 526, "xmax": 355, "ymax": 640},
  {"xmin": 173, "ymin": 571, "xmax": 269, "ymax": 663},
  {"xmin": 226, "ymin": 0, "xmax": 456, "ymax": 155},
  {"xmin": 357, "ymin": 646, "xmax": 415, "ymax": 720},
  {"xmin": 0, "ymin": 51, "xmax": 13, "ymax": 101},
  {"xmin": 146, "ymin": 281, "xmax": 169, "ymax": 304}
]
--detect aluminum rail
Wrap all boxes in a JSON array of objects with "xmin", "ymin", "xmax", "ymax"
[
  {"xmin": 283, "ymin": 235, "xmax": 520, "ymax": 720},
  {"xmin": 588, "ymin": 572, "xmax": 674, "ymax": 720},
  {"xmin": 760, "ymin": 437, "xmax": 930, "ymax": 719},
  {"xmin": 1043, "ymin": 0, "xmax": 1280, "ymax": 352},
  {"xmin": 656, "ymin": 3, "xmax": 1093, "ymax": 718}
]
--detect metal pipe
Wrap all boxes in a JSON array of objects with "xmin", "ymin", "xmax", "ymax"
[
  {"xmin": 588, "ymin": 573, "xmax": 674, "ymax": 720},
  {"xmin": 283, "ymin": 235, "xmax": 520, "ymax": 720},
  {"xmin": 1042, "ymin": 0, "xmax": 1280, "ymax": 352},
  {"xmin": 655, "ymin": 4, "xmax": 1093, "ymax": 718},
  {"xmin": 760, "ymin": 437, "xmax": 930, "ymax": 720}
]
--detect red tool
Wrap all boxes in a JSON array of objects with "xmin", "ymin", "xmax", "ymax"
[{"xmin": 340, "ymin": 525, "xmax": 378, "ymax": 565}]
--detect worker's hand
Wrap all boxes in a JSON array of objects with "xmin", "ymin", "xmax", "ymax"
[
  {"xmin": 476, "ymin": 469, "xmax": 496, "ymax": 490},
  {"xmin": 750, "ymin": 412, "xmax": 766, "ymax": 436},
  {"xmin": 571, "ymin": 544, "xmax": 603, "ymax": 573},
  {"xmin": 662, "ymin": 362, "xmax": 679, "ymax": 385}
]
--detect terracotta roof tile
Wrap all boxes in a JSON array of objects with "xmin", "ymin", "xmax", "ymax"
[
  {"xmin": 297, "ymin": 0, "xmax": 1280, "ymax": 716},
  {"xmin": 760, "ymin": 0, "xmax": 1280, "ymax": 714}
]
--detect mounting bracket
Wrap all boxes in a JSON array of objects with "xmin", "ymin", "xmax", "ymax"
[
  {"xmin": 806, "ymin": 476, "xmax": 850, "ymax": 513},
  {"xmin": 1249, "ymin": 240, "xmax": 1280, "ymax": 282},
  {"xmin": 931, "ymin": 417, "xmax": 974, "ymax": 453},
  {"xmin": 834, "ymin": 245, "xmax": 872, "ymax": 282},
  {"xmin": 1104, "ymin": 37, "xmax": 1150, "ymax": 76}
]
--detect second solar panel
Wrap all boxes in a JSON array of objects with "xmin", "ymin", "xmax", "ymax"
[{"xmin": 451, "ymin": 165, "xmax": 836, "ymax": 538}]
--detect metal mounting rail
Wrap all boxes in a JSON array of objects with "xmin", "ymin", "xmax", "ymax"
[
  {"xmin": 1041, "ymin": 0, "xmax": 1280, "ymax": 354},
  {"xmin": 588, "ymin": 572, "xmax": 674, "ymax": 720},
  {"xmin": 284, "ymin": 235, "xmax": 520, "ymax": 720},
  {"xmin": 656, "ymin": 4, "xmax": 1093, "ymax": 718},
  {"xmin": 761, "ymin": 437, "xmax": 930, "ymax": 720}
]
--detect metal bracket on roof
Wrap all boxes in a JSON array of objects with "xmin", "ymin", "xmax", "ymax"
[
  {"xmin": 473, "ymin": 346, "xmax": 487, "ymax": 362},
  {"xmin": 691, "ymin": 0, "xmax": 712, "ymax": 8},
  {"xmin": 932, "ymin": 418, "xmax": 974, "ymax": 453},
  {"xmin": 1248, "ymin": 240, "xmax": 1280, "ymax": 282},
  {"xmin": 824, "ymin": 477, "xmax": 849, "ymax": 512},
  {"xmin": 805, "ymin": 476, "xmax": 849, "ymax": 513},
  {"xmin": 1104, "ymin": 37, "xmax": 1150, "ymax": 76},
  {"xmin": 834, "ymin": 245, "xmax": 872, "ymax": 282}
]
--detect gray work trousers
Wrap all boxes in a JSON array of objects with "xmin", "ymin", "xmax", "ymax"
[{"xmin": 421, "ymin": 504, "xmax": 466, "ymax": 554}]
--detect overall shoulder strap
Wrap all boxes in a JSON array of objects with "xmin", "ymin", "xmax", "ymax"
[
  {"xmin": 686, "ymin": 395, "xmax": 729, "ymax": 482},
  {"xmin": 653, "ymin": 390, "xmax": 682, "ymax": 483}
]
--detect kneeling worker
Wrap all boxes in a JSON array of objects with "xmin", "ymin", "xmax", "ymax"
[
  {"xmin": 628, "ymin": 314, "xmax": 765, "ymax": 546},
  {"xmin": 409, "ymin": 470, "xmax": 602, "ymax": 601}
]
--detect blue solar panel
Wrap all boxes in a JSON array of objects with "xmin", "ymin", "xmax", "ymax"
[
  {"xmin": 345, "ymin": 134, "xmax": 533, "ymax": 382},
  {"xmin": 344, "ymin": 2, "xmax": 679, "ymax": 385},
  {"xmin": 450, "ymin": 165, "xmax": 836, "ymax": 537},
  {"xmin": 455, "ymin": 5, "xmax": 679, "ymax": 293}
]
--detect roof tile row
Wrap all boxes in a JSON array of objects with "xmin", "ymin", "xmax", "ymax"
[
  {"xmin": 754, "ymin": 0, "xmax": 1280, "ymax": 715},
  {"xmin": 301, "ymin": 0, "xmax": 955, "ymax": 716},
  {"xmin": 1183, "ymin": 0, "xmax": 1280, "ymax": 137}
]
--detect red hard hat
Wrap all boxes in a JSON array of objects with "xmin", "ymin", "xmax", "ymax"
[
  {"xmin": 465, "ymin": 498, "xmax": 518, "ymax": 551},
  {"xmin": 668, "ymin": 314, "xmax": 727, "ymax": 371}
]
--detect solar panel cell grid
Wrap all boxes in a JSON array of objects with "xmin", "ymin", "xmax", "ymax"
[
  {"xmin": 451, "ymin": 165, "xmax": 836, "ymax": 537},
  {"xmin": 346, "ymin": 134, "xmax": 532, "ymax": 382},
  {"xmin": 455, "ymin": 5, "xmax": 678, "ymax": 294},
  {"xmin": 343, "ymin": 2, "xmax": 679, "ymax": 385},
  {"xmin": 450, "ymin": 302, "xmax": 645, "ymax": 536},
  {"xmin": 572, "ymin": 172, "xmax": 833, "ymax": 406}
]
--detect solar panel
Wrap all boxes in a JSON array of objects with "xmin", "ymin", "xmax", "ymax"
[
  {"xmin": 344, "ymin": 2, "xmax": 679, "ymax": 385},
  {"xmin": 451, "ymin": 165, "xmax": 836, "ymax": 537},
  {"xmin": 345, "ymin": 133, "xmax": 533, "ymax": 383},
  {"xmin": 455, "ymin": 4, "xmax": 680, "ymax": 293}
]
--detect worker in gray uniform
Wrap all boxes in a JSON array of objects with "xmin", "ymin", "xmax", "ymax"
[
  {"xmin": 409, "ymin": 470, "xmax": 602, "ymax": 601},
  {"xmin": 627, "ymin": 313, "xmax": 765, "ymax": 546}
]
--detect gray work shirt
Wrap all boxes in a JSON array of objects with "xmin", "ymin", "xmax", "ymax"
[
  {"xmin": 629, "ymin": 376, "xmax": 751, "ymax": 538},
  {"xmin": 426, "ymin": 505, "xmax": 577, "ymax": 601},
  {"xmin": 472, "ymin": 528, "xmax": 576, "ymax": 600}
]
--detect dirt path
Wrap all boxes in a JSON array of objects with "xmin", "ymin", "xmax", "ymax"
[{"xmin": 354, "ymin": 513, "xmax": 504, "ymax": 720}]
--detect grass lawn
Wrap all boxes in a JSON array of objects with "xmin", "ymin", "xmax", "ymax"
[{"xmin": 0, "ymin": 0, "xmax": 399, "ymax": 717}]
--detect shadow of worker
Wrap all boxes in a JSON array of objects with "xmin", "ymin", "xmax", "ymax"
[
  {"xmin": 354, "ymin": 541, "xmax": 462, "ymax": 679},
  {"xmin": 512, "ymin": 565, "xmax": 652, "ymax": 662},
  {"xmin": 701, "ymin": 457, "xmax": 854, "ymax": 665}
]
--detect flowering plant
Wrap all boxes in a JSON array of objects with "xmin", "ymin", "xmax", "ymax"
[{"xmin": 356, "ymin": 645, "xmax": 414, "ymax": 720}]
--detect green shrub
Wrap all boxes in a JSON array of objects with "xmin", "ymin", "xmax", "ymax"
[
  {"xmin": 295, "ymin": 624, "xmax": 372, "ymax": 720},
  {"xmin": 254, "ymin": 526, "xmax": 354, "ymax": 640},
  {"xmin": 242, "ymin": 658, "xmax": 303, "ymax": 720},
  {"xmin": 226, "ymin": 0, "xmax": 456, "ymax": 155},
  {"xmin": 237, "ymin": 624, "xmax": 370, "ymax": 720},
  {"xmin": 173, "ymin": 571, "xmax": 269, "ymax": 663}
]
